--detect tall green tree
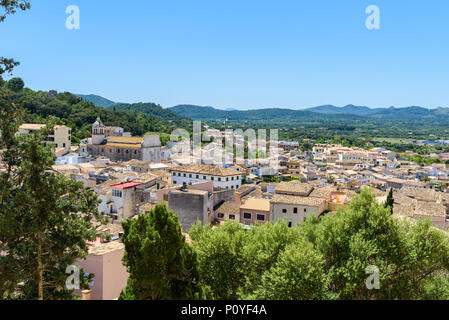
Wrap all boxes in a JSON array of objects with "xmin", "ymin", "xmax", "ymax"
[
  {"xmin": 0, "ymin": 94, "xmax": 103, "ymax": 299},
  {"xmin": 384, "ymin": 188, "xmax": 394, "ymax": 214},
  {"xmin": 307, "ymin": 187, "xmax": 449, "ymax": 299},
  {"xmin": 119, "ymin": 204, "xmax": 203, "ymax": 300}
]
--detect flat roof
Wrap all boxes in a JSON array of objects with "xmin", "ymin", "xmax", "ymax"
[{"xmin": 240, "ymin": 198, "xmax": 271, "ymax": 212}]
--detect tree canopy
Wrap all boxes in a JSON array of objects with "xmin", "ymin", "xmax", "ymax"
[
  {"xmin": 119, "ymin": 204, "xmax": 204, "ymax": 300},
  {"xmin": 189, "ymin": 188, "xmax": 449, "ymax": 300}
]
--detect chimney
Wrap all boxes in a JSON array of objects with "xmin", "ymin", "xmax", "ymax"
[{"xmin": 82, "ymin": 289, "xmax": 92, "ymax": 301}]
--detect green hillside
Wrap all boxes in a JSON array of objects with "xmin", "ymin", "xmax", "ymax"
[
  {"xmin": 2, "ymin": 78, "xmax": 190, "ymax": 144},
  {"xmin": 76, "ymin": 94, "xmax": 117, "ymax": 108}
]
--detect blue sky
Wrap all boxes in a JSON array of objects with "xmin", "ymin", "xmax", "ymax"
[{"xmin": 1, "ymin": 0, "xmax": 448, "ymax": 109}]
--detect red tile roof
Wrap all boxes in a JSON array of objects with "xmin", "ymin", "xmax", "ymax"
[{"xmin": 110, "ymin": 182, "xmax": 142, "ymax": 189}]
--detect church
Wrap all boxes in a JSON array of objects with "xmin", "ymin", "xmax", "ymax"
[{"xmin": 82, "ymin": 118, "xmax": 162, "ymax": 163}]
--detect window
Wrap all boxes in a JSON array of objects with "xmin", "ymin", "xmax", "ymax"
[
  {"xmin": 63, "ymin": 143, "xmax": 66, "ymax": 148},
  {"xmin": 173, "ymin": 172, "xmax": 176, "ymax": 176},
  {"xmin": 231, "ymin": 186, "xmax": 234, "ymax": 189},
  {"xmin": 288, "ymin": 222, "xmax": 292, "ymax": 228},
  {"xmin": 243, "ymin": 212, "xmax": 252, "ymax": 220},
  {"xmin": 126, "ymin": 150, "xmax": 129, "ymax": 154},
  {"xmin": 293, "ymin": 208, "xmax": 298, "ymax": 214},
  {"xmin": 231, "ymin": 177, "xmax": 234, "ymax": 181},
  {"xmin": 178, "ymin": 173, "xmax": 181, "ymax": 176},
  {"xmin": 112, "ymin": 189, "xmax": 122, "ymax": 198},
  {"xmin": 211, "ymin": 177, "xmax": 214, "ymax": 181},
  {"xmin": 236, "ymin": 176, "xmax": 239, "ymax": 180},
  {"xmin": 189, "ymin": 174, "xmax": 192, "ymax": 178},
  {"xmin": 134, "ymin": 150, "xmax": 137, "ymax": 155},
  {"xmin": 173, "ymin": 181, "xmax": 177, "ymax": 184},
  {"xmin": 218, "ymin": 178, "xmax": 221, "ymax": 182},
  {"xmin": 196, "ymin": 175, "xmax": 199, "ymax": 179},
  {"xmin": 218, "ymin": 213, "xmax": 224, "ymax": 219},
  {"xmin": 117, "ymin": 149, "xmax": 120, "ymax": 153},
  {"xmin": 256, "ymin": 214, "xmax": 265, "ymax": 221},
  {"xmin": 229, "ymin": 215, "xmax": 236, "ymax": 220},
  {"xmin": 183, "ymin": 173, "xmax": 186, "ymax": 177},
  {"xmin": 226, "ymin": 178, "xmax": 229, "ymax": 181},
  {"xmin": 304, "ymin": 208, "xmax": 307, "ymax": 213},
  {"xmin": 282, "ymin": 209, "xmax": 287, "ymax": 213},
  {"xmin": 203, "ymin": 176, "xmax": 206, "ymax": 180}
]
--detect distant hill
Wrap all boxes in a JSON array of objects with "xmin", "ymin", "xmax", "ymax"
[
  {"xmin": 306, "ymin": 104, "xmax": 382, "ymax": 116},
  {"xmin": 170, "ymin": 104, "xmax": 447, "ymax": 122},
  {"xmin": 109, "ymin": 102, "xmax": 192, "ymax": 128},
  {"xmin": 76, "ymin": 94, "xmax": 117, "ymax": 108},
  {"xmin": 169, "ymin": 105, "xmax": 371, "ymax": 124}
]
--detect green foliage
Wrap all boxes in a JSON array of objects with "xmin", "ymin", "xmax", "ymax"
[
  {"xmin": 109, "ymin": 103, "xmax": 192, "ymax": 131},
  {"xmin": 76, "ymin": 94, "xmax": 116, "ymax": 108},
  {"xmin": 0, "ymin": 88, "xmax": 104, "ymax": 300},
  {"xmin": 120, "ymin": 204, "xmax": 203, "ymax": 300},
  {"xmin": 190, "ymin": 188, "xmax": 449, "ymax": 300},
  {"xmin": 5, "ymin": 77, "xmax": 24, "ymax": 92},
  {"xmin": 262, "ymin": 176, "xmax": 280, "ymax": 183},
  {"xmin": 400, "ymin": 153, "xmax": 443, "ymax": 166},
  {"xmin": 248, "ymin": 242, "xmax": 330, "ymax": 300},
  {"xmin": 0, "ymin": 0, "xmax": 30, "ymax": 23},
  {"xmin": 384, "ymin": 188, "xmax": 394, "ymax": 214},
  {"xmin": 1, "ymin": 79, "xmax": 190, "ymax": 144}
]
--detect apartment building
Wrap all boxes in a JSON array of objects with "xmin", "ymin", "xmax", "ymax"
[{"xmin": 171, "ymin": 164, "xmax": 242, "ymax": 190}]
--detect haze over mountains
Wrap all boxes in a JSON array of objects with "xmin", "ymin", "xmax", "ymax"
[{"xmin": 77, "ymin": 94, "xmax": 449, "ymax": 122}]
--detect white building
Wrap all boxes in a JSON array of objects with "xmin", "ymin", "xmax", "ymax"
[{"xmin": 171, "ymin": 164, "xmax": 243, "ymax": 190}]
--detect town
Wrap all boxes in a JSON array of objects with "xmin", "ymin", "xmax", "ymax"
[{"xmin": 13, "ymin": 116, "xmax": 448, "ymax": 300}]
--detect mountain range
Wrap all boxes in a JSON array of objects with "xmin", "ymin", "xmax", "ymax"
[{"xmin": 77, "ymin": 94, "xmax": 449, "ymax": 123}]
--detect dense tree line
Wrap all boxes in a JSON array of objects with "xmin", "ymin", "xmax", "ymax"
[
  {"xmin": 120, "ymin": 188, "xmax": 449, "ymax": 300},
  {"xmin": 0, "ymin": 78, "xmax": 191, "ymax": 144}
]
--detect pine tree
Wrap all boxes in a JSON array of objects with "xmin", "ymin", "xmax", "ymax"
[
  {"xmin": 384, "ymin": 188, "xmax": 394, "ymax": 214},
  {"xmin": 119, "ymin": 204, "xmax": 203, "ymax": 300},
  {"xmin": 0, "ymin": 87, "xmax": 104, "ymax": 300}
]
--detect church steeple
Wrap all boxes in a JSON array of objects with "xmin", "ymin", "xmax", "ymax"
[{"xmin": 92, "ymin": 117, "xmax": 105, "ymax": 145}]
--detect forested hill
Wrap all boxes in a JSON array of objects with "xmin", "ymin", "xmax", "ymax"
[
  {"xmin": 169, "ymin": 104, "xmax": 367, "ymax": 122},
  {"xmin": 1, "ymin": 78, "xmax": 191, "ymax": 144},
  {"xmin": 170, "ymin": 104, "xmax": 449, "ymax": 122},
  {"xmin": 76, "ymin": 94, "xmax": 117, "ymax": 108},
  {"xmin": 108, "ymin": 102, "xmax": 192, "ymax": 129}
]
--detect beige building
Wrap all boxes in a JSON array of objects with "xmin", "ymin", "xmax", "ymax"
[
  {"xmin": 274, "ymin": 182, "xmax": 314, "ymax": 197},
  {"xmin": 240, "ymin": 198, "xmax": 271, "ymax": 225},
  {"xmin": 76, "ymin": 240, "xmax": 128, "ymax": 300},
  {"xmin": 17, "ymin": 123, "xmax": 71, "ymax": 153},
  {"xmin": 270, "ymin": 194, "xmax": 327, "ymax": 227}
]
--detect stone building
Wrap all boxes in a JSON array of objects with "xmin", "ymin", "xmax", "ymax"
[
  {"xmin": 168, "ymin": 189, "xmax": 210, "ymax": 232},
  {"xmin": 270, "ymin": 194, "xmax": 327, "ymax": 227},
  {"xmin": 17, "ymin": 123, "xmax": 72, "ymax": 154},
  {"xmin": 83, "ymin": 118, "xmax": 161, "ymax": 163}
]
